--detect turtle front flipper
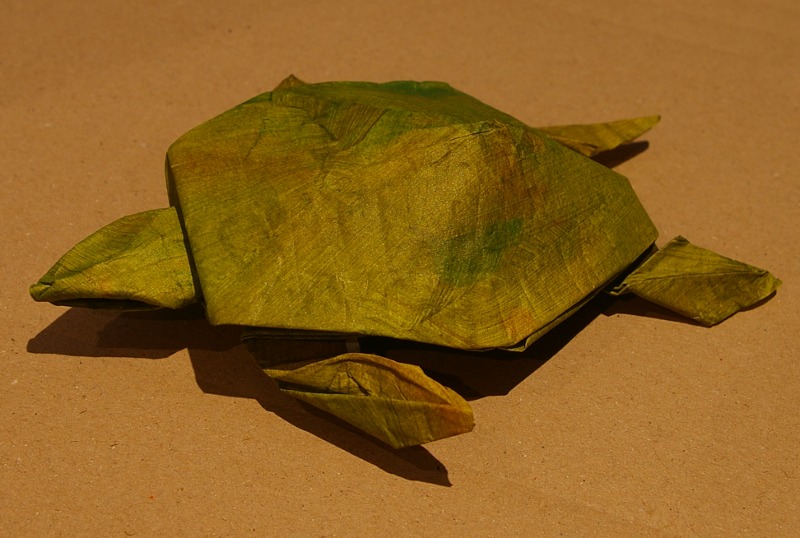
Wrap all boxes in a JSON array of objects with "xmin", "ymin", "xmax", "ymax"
[
  {"xmin": 536, "ymin": 115, "xmax": 660, "ymax": 157},
  {"xmin": 244, "ymin": 335, "xmax": 474, "ymax": 448},
  {"xmin": 609, "ymin": 236, "xmax": 781, "ymax": 326},
  {"xmin": 29, "ymin": 207, "xmax": 198, "ymax": 310}
]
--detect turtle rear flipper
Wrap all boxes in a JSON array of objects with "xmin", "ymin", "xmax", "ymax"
[
  {"xmin": 29, "ymin": 207, "xmax": 198, "ymax": 310},
  {"xmin": 609, "ymin": 236, "xmax": 781, "ymax": 326},
  {"xmin": 537, "ymin": 115, "xmax": 660, "ymax": 157}
]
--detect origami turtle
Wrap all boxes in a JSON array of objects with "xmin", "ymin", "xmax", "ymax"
[{"xmin": 30, "ymin": 75, "xmax": 780, "ymax": 448}]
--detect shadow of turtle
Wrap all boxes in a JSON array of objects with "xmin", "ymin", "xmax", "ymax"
[
  {"xmin": 26, "ymin": 306, "xmax": 451, "ymax": 484},
  {"xmin": 26, "ymin": 291, "xmax": 626, "ymax": 484}
]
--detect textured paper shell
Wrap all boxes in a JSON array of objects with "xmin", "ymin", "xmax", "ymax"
[{"xmin": 166, "ymin": 79, "xmax": 657, "ymax": 350}]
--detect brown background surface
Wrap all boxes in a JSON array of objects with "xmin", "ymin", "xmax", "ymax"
[{"xmin": 2, "ymin": 1, "xmax": 798, "ymax": 535}]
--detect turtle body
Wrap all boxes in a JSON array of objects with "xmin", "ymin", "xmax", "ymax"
[
  {"xmin": 167, "ymin": 75, "xmax": 657, "ymax": 350},
  {"xmin": 31, "ymin": 76, "xmax": 780, "ymax": 448}
]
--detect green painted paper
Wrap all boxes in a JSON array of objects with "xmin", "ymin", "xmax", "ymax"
[
  {"xmin": 610, "ymin": 236, "xmax": 781, "ymax": 325},
  {"xmin": 261, "ymin": 353, "xmax": 474, "ymax": 449},
  {"xmin": 537, "ymin": 116, "xmax": 661, "ymax": 157},
  {"xmin": 30, "ymin": 207, "xmax": 196, "ymax": 310},
  {"xmin": 165, "ymin": 77, "xmax": 657, "ymax": 350}
]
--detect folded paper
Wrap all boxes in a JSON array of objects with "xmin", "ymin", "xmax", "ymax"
[{"xmin": 31, "ymin": 76, "xmax": 781, "ymax": 448}]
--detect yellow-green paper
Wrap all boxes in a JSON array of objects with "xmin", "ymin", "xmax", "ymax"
[{"xmin": 30, "ymin": 76, "xmax": 781, "ymax": 448}]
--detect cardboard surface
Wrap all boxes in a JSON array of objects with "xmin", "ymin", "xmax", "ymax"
[{"xmin": 2, "ymin": 1, "xmax": 797, "ymax": 535}]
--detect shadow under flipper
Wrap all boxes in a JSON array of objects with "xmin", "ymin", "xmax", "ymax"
[
  {"xmin": 358, "ymin": 291, "xmax": 618, "ymax": 400},
  {"xmin": 602, "ymin": 294, "xmax": 701, "ymax": 325},
  {"xmin": 591, "ymin": 141, "xmax": 650, "ymax": 169},
  {"xmin": 603, "ymin": 289, "xmax": 779, "ymax": 326},
  {"xmin": 187, "ymin": 344, "xmax": 452, "ymax": 486},
  {"xmin": 27, "ymin": 304, "xmax": 239, "ymax": 358},
  {"xmin": 223, "ymin": 295, "xmax": 618, "ymax": 478}
]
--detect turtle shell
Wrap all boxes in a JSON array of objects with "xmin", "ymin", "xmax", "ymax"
[{"xmin": 164, "ymin": 76, "xmax": 657, "ymax": 350}]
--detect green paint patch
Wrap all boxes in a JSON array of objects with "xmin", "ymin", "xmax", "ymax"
[{"xmin": 440, "ymin": 217, "xmax": 523, "ymax": 286}]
